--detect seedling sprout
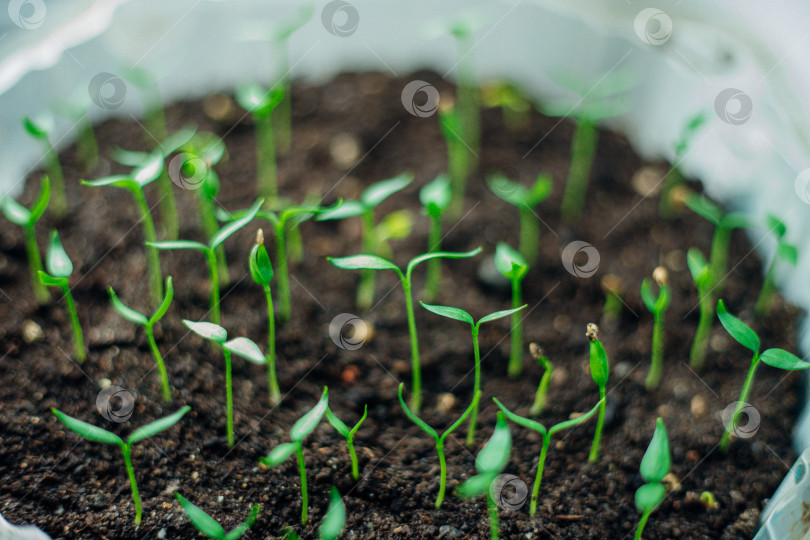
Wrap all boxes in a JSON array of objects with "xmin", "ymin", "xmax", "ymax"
[
  {"xmin": 326, "ymin": 404, "xmax": 368, "ymax": 481},
  {"xmin": 528, "ymin": 343, "xmax": 554, "ymax": 416},
  {"xmin": 51, "ymin": 405, "xmax": 190, "ymax": 526},
  {"xmin": 438, "ymin": 102, "xmax": 471, "ymax": 218},
  {"xmin": 634, "ymin": 418, "xmax": 670, "ymax": 540},
  {"xmin": 586, "ymin": 323, "xmax": 609, "ymax": 463},
  {"xmin": 420, "ymin": 302, "xmax": 526, "ymax": 445},
  {"xmin": 659, "ymin": 111, "xmax": 707, "ymax": 218},
  {"xmin": 755, "ymin": 214, "xmax": 798, "ymax": 317},
  {"xmin": 481, "ymin": 81, "xmax": 532, "ymax": 132},
  {"xmin": 641, "ymin": 267, "xmax": 671, "ymax": 390},
  {"xmin": 108, "ymin": 277, "xmax": 175, "ymax": 402},
  {"xmin": 494, "ymin": 242, "xmax": 529, "ymax": 378},
  {"xmin": 1, "ymin": 175, "xmax": 51, "ymax": 303},
  {"xmin": 235, "ymin": 83, "xmax": 285, "ymax": 202},
  {"xmin": 487, "ymin": 172, "xmax": 552, "ymax": 264},
  {"xmin": 22, "ymin": 114, "xmax": 66, "ymax": 218},
  {"xmin": 38, "ymin": 230, "xmax": 85, "ymax": 362},
  {"xmin": 328, "ymin": 247, "xmax": 482, "ymax": 412},
  {"xmin": 250, "ymin": 229, "xmax": 279, "ymax": 403},
  {"xmin": 686, "ymin": 248, "xmax": 713, "ymax": 370},
  {"xmin": 281, "ymin": 486, "xmax": 346, "ymax": 540},
  {"xmin": 261, "ymin": 387, "xmax": 328, "ymax": 525},
  {"xmin": 418, "ymin": 174, "xmax": 452, "ymax": 302},
  {"xmin": 600, "ymin": 274, "xmax": 626, "ymax": 324},
  {"xmin": 175, "ymin": 494, "xmax": 260, "ymax": 540}
]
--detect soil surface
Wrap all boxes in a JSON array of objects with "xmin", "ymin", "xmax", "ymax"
[{"xmin": 0, "ymin": 72, "xmax": 803, "ymax": 539}]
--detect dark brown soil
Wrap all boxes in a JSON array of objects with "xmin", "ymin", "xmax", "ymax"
[{"xmin": 0, "ymin": 72, "xmax": 802, "ymax": 539}]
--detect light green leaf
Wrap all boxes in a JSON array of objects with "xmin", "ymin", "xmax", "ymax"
[
  {"xmin": 475, "ymin": 412, "xmax": 511, "ymax": 475},
  {"xmin": 765, "ymin": 214, "xmax": 787, "ymax": 239},
  {"xmin": 110, "ymin": 147, "xmax": 149, "ymax": 167},
  {"xmin": 108, "ymin": 287, "xmax": 149, "ymax": 326},
  {"xmin": 397, "ymin": 383, "xmax": 438, "ymax": 441},
  {"xmin": 589, "ymin": 338, "xmax": 609, "ymax": 388},
  {"xmin": 419, "ymin": 302, "xmax": 473, "ymax": 326},
  {"xmin": 319, "ymin": 487, "xmax": 346, "ymax": 540},
  {"xmin": 224, "ymin": 504, "xmax": 261, "ymax": 540},
  {"xmin": 46, "ymin": 230, "xmax": 73, "ymax": 278},
  {"xmin": 350, "ymin": 404, "xmax": 369, "ymax": 438},
  {"xmin": 235, "ymin": 83, "xmax": 283, "ymax": 116},
  {"xmin": 325, "ymin": 408, "xmax": 350, "ymax": 438},
  {"xmin": 635, "ymin": 483, "xmax": 666, "ymax": 513},
  {"xmin": 328, "ymin": 254, "xmax": 400, "ymax": 273},
  {"xmin": 279, "ymin": 199, "xmax": 343, "ymax": 225},
  {"xmin": 133, "ymin": 150, "xmax": 165, "ymax": 186},
  {"xmin": 30, "ymin": 175, "xmax": 51, "ymax": 221},
  {"xmin": 778, "ymin": 243, "xmax": 799, "ymax": 266},
  {"xmin": 315, "ymin": 200, "xmax": 366, "ymax": 221},
  {"xmin": 640, "ymin": 279, "xmax": 657, "ymax": 313},
  {"xmin": 527, "ymin": 174, "xmax": 553, "ymax": 206},
  {"xmin": 493, "ymin": 398, "xmax": 547, "ymax": 435},
  {"xmin": 249, "ymin": 242, "xmax": 274, "ymax": 286},
  {"xmin": 760, "ymin": 348, "xmax": 810, "ymax": 371},
  {"xmin": 148, "ymin": 240, "xmax": 209, "ymax": 252},
  {"xmin": 162, "ymin": 127, "xmax": 198, "ymax": 157},
  {"xmin": 23, "ymin": 114, "xmax": 53, "ymax": 138},
  {"xmin": 210, "ymin": 198, "xmax": 264, "ymax": 249},
  {"xmin": 419, "ymin": 174, "xmax": 452, "ymax": 217},
  {"xmin": 686, "ymin": 248, "xmax": 710, "ymax": 286},
  {"xmin": 494, "ymin": 242, "xmax": 527, "ymax": 281},
  {"xmin": 375, "ymin": 210, "xmax": 413, "ymax": 243},
  {"xmin": 224, "ymin": 337, "xmax": 266, "ymax": 364},
  {"xmin": 1, "ymin": 196, "xmax": 31, "ymax": 226},
  {"xmin": 261, "ymin": 442, "xmax": 297, "ymax": 466},
  {"xmin": 149, "ymin": 276, "xmax": 174, "ymax": 325},
  {"xmin": 405, "ymin": 247, "xmax": 482, "ymax": 280},
  {"xmin": 548, "ymin": 398, "xmax": 604, "ymax": 436},
  {"xmin": 38, "ymin": 271, "xmax": 68, "ymax": 288},
  {"xmin": 361, "ymin": 173, "xmax": 413, "ymax": 208},
  {"xmin": 127, "ymin": 406, "xmax": 190, "ymax": 445},
  {"xmin": 183, "ymin": 320, "xmax": 227, "ymax": 344},
  {"xmin": 175, "ymin": 493, "xmax": 226, "ymax": 539},
  {"xmin": 81, "ymin": 175, "xmax": 137, "ymax": 190},
  {"xmin": 685, "ymin": 195, "xmax": 722, "ymax": 226},
  {"xmin": 719, "ymin": 212, "xmax": 749, "ymax": 231},
  {"xmin": 290, "ymin": 387, "xmax": 328, "ymax": 442},
  {"xmin": 639, "ymin": 418, "xmax": 670, "ymax": 484},
  {"xmin": 478, "ymin": 305, "xmax": 526, "ymax": 326},
  {"xmin": 456, "ymin": 472, "xmax": 494, "ymax": 498},
  {"xmin": 52, "ymin": 408, "xmax": 123, "ymax": 446},
  {"xmin": 716, "ymin": 300, "xmax": 760, "ymax": 353}
]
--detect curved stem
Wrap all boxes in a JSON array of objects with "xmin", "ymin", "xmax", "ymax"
[
  {"xmin": 507, "ymin": 278, "xmax": 523, "ymax": 378},
  {"xmin": 530, "ymin": 356, "xmax": 553, "ymax": 416},
  {"xmin": 264, "ymin": 285, "xmax": 280, "ymax": 404},
  {"xmin": 296, "ymin": 443, "xmax": 308, "ymax": 525},
  {"xmin": 347, "ymin": 436, "xmax": 359, "ymax": 481},
  {"xmin": 634, "ymin": 507, "xmax": 652, "ymax": 540},
  {"xmin": 146, "ymin": 328, "xmax": 171, "ymax": 403},
  {"xmin": 487, "ymin": 491, "xmax": 500, "ymax": 540},
  {"xmin": 276, "ymin": 223, "xmax": 291, "ymax": 322},
  {"xmin": 403, "ymin": 279, "xmax": 421, "ymax": 413},
  {"xmin": 466, "ymin": 326, "xmax": 481, "ymax": 446},
  {"xmin": 588, "ymin": 386, "xmax": 606, "ymax": 464},
  {"xmin": 224, "ymin": 348, "xmax": 234, "ymax": 447},
  {"xmin": 709, "ymin": 225, "xmax": 732, "ymax": 296},
  {"xmin": 206, "ymin": 249, "xmax": 220, "ymax": 325},
  {"xmin": 357, "ymin": 211, "xmax": 376, "ymax": 310},
  {"xmin": 720, "ymin": 354, "xmax": 760, "ymax": 451},
  {"xmin": 24, "ymin": 225, "xmax": 50, "ymax": 304},
  {"xmin": 645, "ymin": 311, "xmax": 665, "ymax": 390},
  {"xmin": 530, "ymin": 433, "xmax": 551, "ymax": 516},
  {"xmin": 132, "ymin": 188, "xmax": 163, "ymax": 307},
  {"xmin": 435, "ymin": 439, "xmax": 447, "ymax": 508},
  {"xmin": 121, "ymin": 444, "xmax": 142, "ymax": 527},
  {"xmin": 62, "ymin": 286, "xmax": 85, "ymax": 362},
  {"xmin": 690, "ymin": 285, "xmax": 713, "ymax": 370}
]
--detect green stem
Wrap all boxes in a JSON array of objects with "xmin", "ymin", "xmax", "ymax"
[
  {"xmin": 690, "ymin": 285, "xmax": 713, "ymax": 370},
  {"xmin": 24, "ymin": 225, "xmax": 50, "ymax": 304},
  {"xmin": 120, "ymin": 444, "xmax": 142, "ymax": 527},
  {"xmin": 347, "ymin": 436, "xmax": 359, "ymax": 481},
  {"xmin": 61, "ymin": 285, "xmax": 85, "ymax": 362},
  {"xmin": 754, "ymin": 258, "xmax": 777, "ymax": 317},
  {"xmin": 466, "ymin": 326, "xmax": 481, "ymax": 446},
  {"xmin": 487, "ymin": 491, "xmax": 500, "ymax": 540},
  {"xmin": 357, "ymin": 211, "xmax": 376, "ymax": 310},
  {"xmin": 529, "ymin": 433, "xmax": 551, "ymax": 516},
  {"xmin": 146, "ymin": 328, "xmax": 171, "ymax": 403},
  {"xmin": 709, "ymin": 225, "xmax": 733, "ymax": 297},
  {"xmin": 634, "ymin": 507, "xmax": 652, "ymax": 540},
  {"xmin": 424, "ymin": 215, "xmax": 442, "ymax": 302},
  {"xmin": 206, "ymin": 249, "xmax": 221, "ymax": 325},
  {"xmin": 256, "ymin": 113, "xmax": 278, "ymax": 203},
  {"xmin": 296, "ymin": 443, "xmax": 308, "ymax": 525},
  {"xmin": 645, "ymin": 311, "xmax": 665, "ymax": 390},
  {"xmin": 264, "ymin": 285, "xmax": 280, "ymax": 404},
  {"xmin": 42, "ymin": 141, "xmax": 67, "ymax": 219},
  {"xmin": 529, "ymin": 357, "xmax": 553, "ymax": 416},
  {"xmin": 561, "ymin": 118, "xmax": 598, "ymax": 222},
  {"xmin": 507, "ymin": 278, "xmax": 523, "ymax": 378},
  {"xmin": 588, "ymin": 386, "xmax": 606, "ymax": 463},
  {"xmin": 455, "ymin": 33, "xmax": 479, "ymax": 173},
  {"xmin": 224, "ymin": 348, "xmax": 234, "ymax": 447},
  {"xmin": 518, "ymin": 207, "xmax": 538, "ymax": 264},
  {"xmin": 603, "ymin": 292, "xmax": 623, "ymax": 321},
  {"xmin": 198, "ymin": 195, "xmax": 230, "ymax": 285},
  {"xmin": 435, "ymin": 439, "xmax": 447, "ymax": 508},
  {"xmin": 275, "ymin": 223, "xmax": 291, "ymax": 322},
  {"xmin": 720, "ymin": 354, "xmax": 760, "ymax": 451},
  {"xmin": 286, "ymin": 218, "xmax": 304, "ymax": 264},
  {"xmin": 155, "ymin": 171, "xmax": 179, "ymax": 240},
  {"xmin": 132, "ymin": 188, "xmax": 163, "ymax": 307},
  {"xmin": 402, "ymin": 279, "xmax": 422, "ymax": 413},
  {"xmin": 274, "ymin": 41, "xmax": 292, "ymax": 156}
]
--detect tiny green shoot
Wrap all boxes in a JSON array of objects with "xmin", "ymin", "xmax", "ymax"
[
  {"xmin": 420, "ymin": 302, "xmax": 526, "ymax": 445},
  {"xmin": 600, "ymin": 274, "xmax": 626, "ymax": 324},
  {"xmin": 659, "ymin": 111, "xmax": 707, "ymax": 218},
  {"xmin": 109, "ymin": 277, "xmax": 174, "ymax": 402},
  {"xmin": 38, "ymin": 230, "xmax": 85, "ymax": 362},
  {"xmin": 320, "ymin": 487, "xmax": 347, "ymax": 540},
  {"xmin": 641, "ymin": 267, "xmax": 671, "ymax": 391},
  {"xmin": 586, "ymin": 323, "xmax": 609, "ymax": 463},
  {"xmin": 481, "ymin": 81, "xmax": 531, "ymax": 132},
  {"xmin": 327, "ymin": 247, "xmax": 482, "ymax": 413},
  {"xmin": 260, "ymin": 387, "xmax": 329, "ymax": 525},
  {"xmin": 529, "ymin": 343, "xmax": 554, "ymax": 416},
  {"xmin": 318, "ymin": 174, "xmax": 413, "ymax": 310},
  {"xmin": 755, "ymin": 214, "xmax": 798, "ymax": 317},
  {"xmin": 494, "ymin": 242, "xmax": 529, "ymax": 378},
  {"xmin": 419, "ymin": 174, "xmax": 452, "ymax": 302},
  {"xmin": 150, "ymin": 198, "xmax": 263, "ymax": 324},
  {"xmin": 487, "ymin": 172, "xmax": 552, "ymax": 264},
  {"xmin": 235, "ymin": 83, "xmax": 285, "ymax": 202},
  {"xmin": 634, "ymin": 418, "xmax": 670, "ymax": 540},
  {"xmin": 494, "ymin": 396, "xmax": 602, "ymax": 516},
  {"xmin": 51, "ymin": 405, "xmax": 190, "ymax": 527},
  {"xmin": 23, "ymin": 113, "xmax": 66, "ymax": 218},
  {"xmin": 250, "ymin": 229, "xmax": 279, "ymax": 404},
  {"xmin": 686, "ymin": 248, "xmax": 713, "ymax": 370},
  {"xmin": 1, "ymin": 175, "xmax": 51, "ymax": 303},
  {"xmin": 175, "ymin": 494, "xmax": 260, "ymax": 540},
  {"xmin": 326, "ymin": 404, "xmax": 368, "ymax": 481},
  {"xmin": 716, "ymin": 299, "xmax": 810, "ymax": 451},
  {"xmin": 398, "ymin": 384, "xmax": 480, "ymax": 508},
  {"xmin": 438, "ymin": 101, "xmax": 471, "ymax": 218}
]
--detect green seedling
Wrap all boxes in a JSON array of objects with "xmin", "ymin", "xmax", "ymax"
[
  {"xmin": 282, "ymin": 486, "xmax": 345, "ymax": 540},
  {"xmin": 586, "ymin": 323, "xmax": 609, "ymax": 463},
  {"xmin": 235, "ymin": 83, "xmax": 285, "ymax": 202},
  {"xmin": 529, "ymin": 343, "xmax": 554, "ymax": 416},
  {"xmin": 318, "ymin": 173, "xmax": 413, "ymax": 310},
  {"xmin": 419, "ymin": 175, "xmax": 452, "ymax": 302},
  {"xmin": 494, "ymin": 396, "xmax": 603, "ymax": 516},
  {"xmin": 150, "ymin": 198, "xmax": 263, "ymax": 324},
  {"xmin": 482, "ymin": 81, "xmax": 532, "ymax": 132},
  {"xmin": 250, "ymin": 229, "xmax": 279, "ymax": 404},
  {"xmin": 700, "ymin": 491, "xmax": 719, "ymax": 511},
  {"xmin": 38, "ymin": 230, "xmax": 85, "ymax": 362},
  {"xmin": 328, "ymin": 247, "xmax": 482, "ymax": 413},
  {"xmin": 438, "ymin": 102, "xmax": 471, "ymax": 218},
  {"xmin": 420, "ymin": 302, "xmax": 526, "ymax": 445},
  {"xmin": 23, "ymin": 114, "xmax": 66, "ymax": 217},
  {"xmin": 687, "ymin": 248, "xmax": 713, "ymax": 370},
  {"xmin": 641, "ymin": 267, "xmax": 671, "ymax": 391},
  {"xmin": 755, "ymin": 214, "xmax": 798, "ymax": 317},
  {"xmin": 487, "ymin": 173, "xmax": 552, "ymax": 264},
  {"xmin": 634, "ymin": 418, "xmax": 670, "ymax": 540},
  {"xmin": 175, "ymin": 494, "xmax": 260, "ymax": 540},
  {"xmin": 716, "ymin": 299, "xmax": 810, "ymax": 451},
  {"xmin": 398, "ymin": 384, "xmax": 480, "ymax": 508},
  {"xmin": 83, "ymin": 150, "xmax": 168, "ymax": 306},
  {"xmin": 51, "ymin": 406, "xmax": 190, "ymax": 527},
  {"xmin": 494, "ymin": 242, "xmax": 529, "ymax": 378},
  {"xmin": 184, "ymin": 320, "xmax": 268, "ymax": 447},
  {"xmin": 659, "ymin": 111, "xmax": 707, "ymax": 218},
  {"xmin": 108, "ymin": 277, "xmax": 174, "ymax": 402},
  {"xmin": 456, "ymin": 412, "xmax": 512, "ymax": 540},
  {"xmin": 261, "ymin": 387, "xmax": 329, "ymax": 525},
  {"xmin": 326, "ymin": 404, "xmax": 368, "ymax": 481},
  {"xmin": 601, "ymin": 274, "xmax": 626, "ymax": 324},
  {"xmin": 1, "ymin": 175, "xmax": 51, "ymax": 303}
]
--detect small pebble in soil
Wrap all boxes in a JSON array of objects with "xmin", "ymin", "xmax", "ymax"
[
  {"xmin": 98, "ymin": 378, "xmax": 111, "ymax": 389},
  {"xmin": 439, "ymin": 524, "xmax": 463, "ymax": 538},
  {"xmin": 329, "ymin": 133, "xmax": 362, "ymax": 169},
  {"xmin": 476, "ymin": 256, "xmax": 510, "ymax": 291},
  {"xmin": 686, "ymin": 449, "xmax": 700, "ymax": 463},
  {"xmin": 157, "ymin": 528, "xmax": 167, "ymax": 539},
  {"xmin": 436, "ymin": 392, "xmax": 456, "ymax": 415},
  {"xmin": 631, "ymin": 165, "xmax": 665, "ymax": 196},
  {"xmin": 21, "ymin": 320, "xmax": 44, "ymax": 343},
  {"xmin": 664, "ymin": 249, "xmax": 686, "ymax": 272},
  {"xmin": 710, "ymin": 333, "xmax": 730, "ymax": 352},
  {"xmin": 614, "ymin": 361, "xmax": 632, "ymax": 378},
  {"xmin": 673, "ymin": 381, "xmax": 689, "ymax": 402},
  {"xmin": 341, "ymin": 365, "xmax": 360, "ymax": 384},
  {"xmin": 691, "ymin": 394, "xmax": 707, "ymax": 418},
  {"xmin": 553, "ymin": 314, "xmax": 572, "ymax": 334},
  {"xmin": 202, "ymin": 93, "xmax": 235, "ymax": 123},
  {"xmin": 663, "ymin": 472, "xmax": 682, "ymax": 492}
]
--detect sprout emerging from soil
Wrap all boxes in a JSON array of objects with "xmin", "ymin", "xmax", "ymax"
[
  {"xmin": 481, "ymin": 81, "xmax": 532, "ymax": 132},
  {"xmin": 150, "ymin": 198, "xmax": 263, "ymax": 324},
  {"xmin": 755, "ymin": 214, "xmax": 798, "ymax": 317},
  {"xmin": 327, "ymin": 247, "xmax": 482, "ymax": 413},
  {"xmin": 494, "ymin": 396, "xmax": 603, "ymax": 516},
  {"xmin": 38, "ymin": 230, "xmax": 85, "ymax": 362},
  {"xmin": 282, "ymin": 486, "xmax": 346, "ymax": 540},
  {"xmin": 456, "ymin": 412, "xmax": 512, "ymax": 540},
  {"xmin": 487, "ymin": 172, "xmax": 552, "ymax": 264},
  {"xmin": 687, "ymin": 248, "xmax": 713, "ymax": 370},
  {"xmin": 175, "ymin": 494, "xmax": 261, "ymax": 540},
  {"xmin": 716, "ymin": 299, "xmax": 810, "ymax": 451},
  {"xmin": 1, "ymin": 175, "xmax": 51, "ymax": 303},
  {"xmin": 494, "ymin": 242, "xmax": 529, "ymax": 378},
  {"xmin": 261, "ymin": 387, "xmax": 329, "ymax": 525},
  {"xmin": 249, "ymin": 229, "xmax": 279, "ymax": 404},
  {"xmin": 51, "ymin": 405, "xmax": 191, "ymax": 527},
  {"xmin": 318, "ymin": 174, "xmax": 413, "ymax": 310},
  {"xmin": 326, "ymin": 404, "xmax": 368, "ymax": 481},
  {"xmin": 235, "ymin": 83, "xmax": 285, "ymax": 202},
  {"xmin": 634, "ymin": 418, "xmax": 670, "ymax": 540},
  {"xmin": 529, "ymin": 343, "xmax": 554, "ymax": 416},
  {"xmin": 420, "ymin": 302, "xmax": 526, "ymax": 445},
  {"xmin": 109, "ymin": 277, "xmax": 175, "ymax": 402},
  {"xmin": 22, "ymin": 114, "xmax": 66, "ymax": 218},
  {"xmin": 586, "ymin": 323, "xmax": 609, "ymax": 463},
  {"xmin": 419, "ymin": 174, "xmax": 453, "ymax": 302},
  {"xmin": 438, "ymin": 101, "xmax": 470, "ymax": 218},
  {"xmin": 641, "ymin": 267, "xmax": 671, "ymax": 391},
  {"xmin": 600, "ymin": 274, "xmax": 626, "ymax": 324},
  {"xmin": 398, "ymin": 384, "xmax": 481, "ymax": 508}
]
